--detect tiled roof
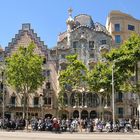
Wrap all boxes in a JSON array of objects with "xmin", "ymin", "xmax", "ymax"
[
  {"xmin": 74, "ymin": 14, "xmax": 95, "ymax": 28},
  {"xmin": 7, "ymin": 23, "xmax": 47, "ymax": 52},
  {"xmin": 58, "ymin": 31, "xmax": 67, "ymax": 42}
]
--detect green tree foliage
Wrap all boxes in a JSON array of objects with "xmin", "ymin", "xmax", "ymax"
[
  {"xmin": 106, "ymin": 33, "xmax": 140, "ymax": 71},
  {"xmin": 106, "ymin": 33, "xmax": 140, "ymax": 92},
  {"xmin": 6, "ymin": 42, "xmax": 45, "ymax": 119},
  {"xmin": 88, "ymin": 62, "xmax": 112, "ymax": 96},
  {"xmin": 58, "ymin": 54, "xmax": 88, "ymax": 108},
  {"xmin": 59, "ymin": 54, "xmax": 87, "ymax": 91}
]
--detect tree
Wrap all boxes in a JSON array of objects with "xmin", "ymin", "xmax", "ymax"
[
  {"xmin": 88, "ymin": 62, "xmax": 111, "ymax": 94},
  {"xmin": 6, "ymin": 42, "xmax": 45, "ymax": 119},
  {"xmin": 106, "ymin": 33, "xmax": 140, "ymax": 92},
  {"xmin": 88, "ymin": 62, "xmax": 112, "ymax": 119},
  {"xmin": 88, "ymin": 59, "xmax": 133, "ymax": 119},
  {"xmin": 58, "ymin": 54, "xmax": 88, "ymax": 111}
]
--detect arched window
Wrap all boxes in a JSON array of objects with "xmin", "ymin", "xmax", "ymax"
[
  {"xmin": 86, "ymin": 93, "xmax": 99, "ymax": 107},
  {"xmin": 70, "ymin": 93, "xmax": 76, "ymax": 107},
  {"xmin": 10, "ymin": 96, "xmax": 16, "ymax": 106},
  {"xmin": 73, "ymin": 110, "xmax": 79, "ymax": 118},
  {"xmin": 81, "ymin": 110, "xmax": 88, "ymax": 119},
  {"xmin": 90, "ymin": 110, "xmax": 97, "ymax": 119},
  {"xmin": 63, "ymin": 93, "xmax": 68, "ymax": 105}
]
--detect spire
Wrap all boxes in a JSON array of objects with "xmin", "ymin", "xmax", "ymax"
[
  {"xmin": 66, "ymin": 8, "xmax": 74, "ymax": 25},
  {"xmin": 66, "ymin": 8, "xmax": 74, "ymax": 47},
  {"xmin": 68, "ymin": 8, "xmax": 73, "ymax": 17}
]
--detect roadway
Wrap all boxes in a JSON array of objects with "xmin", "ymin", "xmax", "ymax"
[{"xmin": 0, "ymin": 131, "xmax": 140, "ymax": 140}]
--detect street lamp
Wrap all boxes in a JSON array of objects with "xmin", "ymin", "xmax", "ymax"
[
  {"xmin": 137, "ymin": 95, "xmax": 140, "ymax": 130},
  {"xmin": 112, "ymin": 62, "xmax": 115, "ymax": 128},
  {"xmin": 99, "ymin": 88, "xmax": 109, "ymax": 121},
  {"xmin": 40, "ymin": 93, "xmax": 44, "ymax": 118},
  {"xmin": 0, "ymin": 52, "xmax": 5, "ymax": 129},
  {"xmin": 0, "ymin": 68, "xmax": 5, "ymax": 129},
  {"xmin": 1, "ymin": 71, "xmax": 5, "ymax": 128}
]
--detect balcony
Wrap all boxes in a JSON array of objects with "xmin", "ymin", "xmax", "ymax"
[
  {"xmin": 115, "ymin": 99, "xmax": 123, "ymax": 104},
  {"xmin": 88, "ymin": 58, "xmax": 97, "ymax": 65},
  {"xmin": 10, "ymin": 104, "xmax": 16, "ymax": 107},
  {"xmin": 59, "ymin": 58, "xmax": 67, "ymax": 65},
  {"xmin": 99, "ymin": 44, "xmax": 109, "ymax": 52},
  {"xmin": 117, "ymin": 114, "xmax": 124, "ymax": 118},
  {"xmin": 32, "ymin": 104, "xmax": 41, "ymax": 108}
]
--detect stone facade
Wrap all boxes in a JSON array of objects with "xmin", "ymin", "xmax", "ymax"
[
  {"xmin": 0, "ymin": 24, "xmax": 58, "ymax": 119},
  {"xmin": 50, "ymin": 10, "xmax": 113, "ymax": 119},
  {"xmin": 0, "ymin": 10, "xmax": 139, "ymax": 120}
]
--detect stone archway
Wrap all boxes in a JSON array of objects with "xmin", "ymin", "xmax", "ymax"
[
  {"xmin": 45, "ymin": 113, "xmax": 53, "ymax": 118},
  {"xmin": 81, "ymin": 110, "xmax": 88, "ymax": 119},
  {"xmin": 73, "ymin": 110, "xmax": 79, "ymax": 118},
  {"xmin": 90, "ymin": 110, "xmax": 97, "ymax": 119}
]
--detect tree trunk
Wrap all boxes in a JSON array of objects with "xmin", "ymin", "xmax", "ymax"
[{"xmin": 22, "ymin": 91, "xmax": 26, "ymax": 120}]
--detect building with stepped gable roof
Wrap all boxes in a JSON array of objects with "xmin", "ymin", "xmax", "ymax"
[
  {"xmin": 0, "ymin": 24, "xmax": 58, "ymax": 119},
  {"xmin": 0, "ymin": 9, "xmax": 139, "ymax": 121}
]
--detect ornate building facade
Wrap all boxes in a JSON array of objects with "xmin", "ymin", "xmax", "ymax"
[
  {"xmin": 0, "ymin": 10, "xmax": 139, "ymax": 120},
  {"xmin": 49, "ymin": 9, "xmax": 112, "ymax": 119}
]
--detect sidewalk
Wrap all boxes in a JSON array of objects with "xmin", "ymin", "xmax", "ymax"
[
  {"xmin": 133, "ymin": 129, "xmax": 140, "ymax": 134},
  {"xmin": 0, "ymin": 128, "xmax": 140, "ymax": 134}
]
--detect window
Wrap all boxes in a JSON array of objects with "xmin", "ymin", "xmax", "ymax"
[
  {"xmin": 73, "ymin": 41, "xmax": 78, "ymax": 49},
  {"xmin": 118, "ymin": 92, "xmax": 123, "ymax": 100},
  {"xmin": 46, "ymin": 82, "xmax": 51, "ymax": 89},
  {"xmin": 34, "ymin": 97, "xmax": 39, "ymax": 106},
  {"xmin": 86, "ymin": 93, "xmax": 99, "ymax": 107},
  {"xmin": 118, "ymin": 107, "xmax": 124, "ymax": 115},
  {"xmin": 43, "ymin": 89, "xmax": 47, "ymax": 94},
  {"xmin": 63, "ymin": 93, "xmax": 68, "ymax": 105},
  {"xmin": 61, "ymin": 54, "xmax": 66, "ymax": 59},
  {"xmin": 60, "ymin": 65, "xmax": 67, "ymax": 70},
  {"xmin": 65, "ymin": 84, "xmax": 72, "ymax": 91},
  {"xmin": 101, "ymin": 40, "xmax": 106, "ymax": 45},
  {"xmin": 114, "ymin": 24, "xmax": 120, "ymax": 32},
  {"xmin": 89, "ymin": 53, "xmax": 94, "ymax": 58},
  {"xmin": 128, "ymin": 25, "xmax": 135, "ymax": 31},
  {"xmin": 115, "ymin": 35, "xmax": 121, "ymax": 43},
  {"xmin": 43, "ymin": 58, "xmax": 47, "ymax": 64},
  {"xmin": 11, "ymin": 96, "xmax": 16, "ymax": 105},
  {"xmin": 44, "ymin": 97, "xmax": 51, "ymax": 105},
  {"xmin": 89, "ymin": 41, "xmax": 94, "ymax": 49},
  {"xmin": 42, "ymin": 70, "xmax": 46, "ymax": 77},
  {"xmin": 46, "ymin": 70, "xmax": 50, "ymax": 77},
  {"xmin": 0, "ymin": 82, "xmax": 3, "ymax": 92},
  {"xmin": 70, "ymin": 93, "xmax": 76, "ymax": 107}
]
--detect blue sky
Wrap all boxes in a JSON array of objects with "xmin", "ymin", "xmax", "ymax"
[{"xmin": 0, "ymin": 0, "xmax": 140, "ymax": 48}]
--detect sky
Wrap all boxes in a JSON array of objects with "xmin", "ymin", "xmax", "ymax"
[{"xmin": 0, "ymin": 0, "xmax": 140, "ymax": 49}]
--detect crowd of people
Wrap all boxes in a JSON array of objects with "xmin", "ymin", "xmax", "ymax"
[{"xmin": 0, "ymin": 116, "xmax": 139, "ymax": 133}]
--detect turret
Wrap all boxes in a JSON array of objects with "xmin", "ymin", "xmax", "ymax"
[{"xmin": 66, "ymin": 8, "xmax": 75, "ymax": 46}]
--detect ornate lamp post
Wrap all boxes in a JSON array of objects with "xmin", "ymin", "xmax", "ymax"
[
  {"xmin": 2, "ymin": 71, "xmax": 5, "ymax": 128},
  {"xmin": 112, "ymin": 61, "xmax": 115, "ymax": 128},
  {"xmin": 40, "ymin": 93, "xmax": 44, "ymax": 118},
  {"xmin": 0, "ymin": 52, "xmax": 5, "ymax": 129},
  {"xmin": 137, "ymin": 95, "xmax": 140, "ymax": 130}
]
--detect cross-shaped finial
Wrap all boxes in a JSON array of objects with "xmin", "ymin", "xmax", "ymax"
[{"xmin": 68, "ymin": 8, "xmax": 73, "ymax": 17}]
